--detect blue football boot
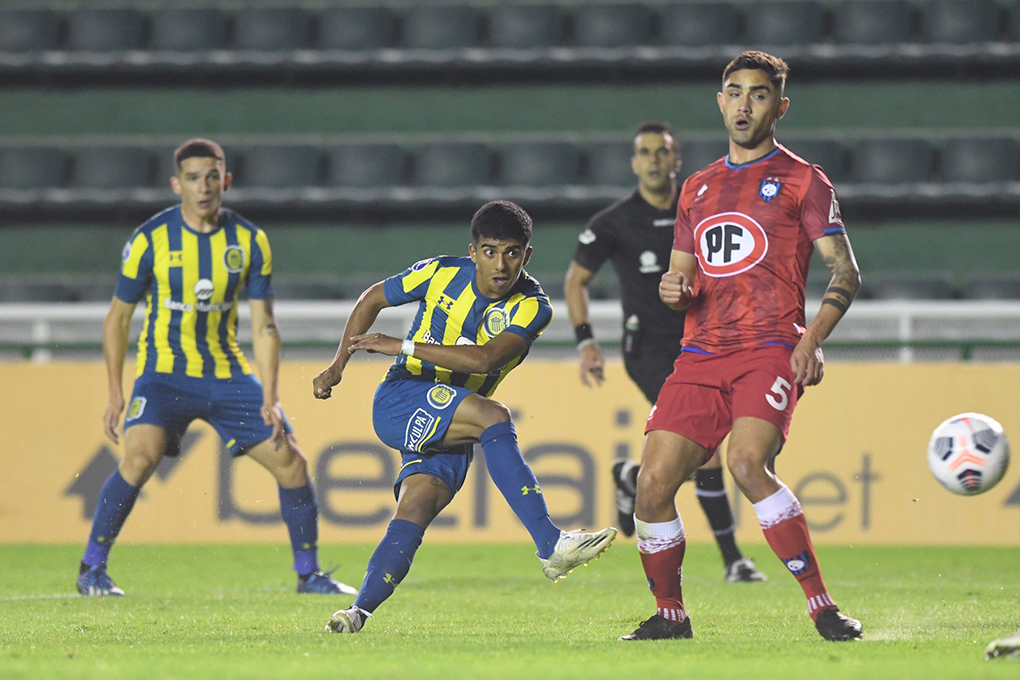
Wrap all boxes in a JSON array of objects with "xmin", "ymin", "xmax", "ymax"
[
  {"xmin": 297, "ymin": 568, "xmax": 358, "ymax": 596},
  {"xmin": 77, "ymin": 563, "xmax": 125, "ymax": 596}
]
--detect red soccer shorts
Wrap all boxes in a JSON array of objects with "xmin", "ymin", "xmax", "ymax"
[{"xmin": 646, "ymin": 344, "xmax": 804, "ymax": 458}]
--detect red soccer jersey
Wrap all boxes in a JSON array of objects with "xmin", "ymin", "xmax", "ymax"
[{"xmin": 674, "ymin": 144, "xmax": 845, "ymax": 352}]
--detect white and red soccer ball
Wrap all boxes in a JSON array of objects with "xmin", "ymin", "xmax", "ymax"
[{"xmin": 928, "ymin": 413, "xmax": 1010, "ymax": 496}]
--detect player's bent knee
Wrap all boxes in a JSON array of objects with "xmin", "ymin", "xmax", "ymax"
[{"xmin": 726, "ymin": 449, "xmax": 770, "ymax": 486}]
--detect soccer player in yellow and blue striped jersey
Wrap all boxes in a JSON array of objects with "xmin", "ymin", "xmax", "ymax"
[
  {"xmin": 77, "ymin": 139, "xmax": 354, "ymax": 598},
  {"xmin": 314, "ymin": 200, "xmax": 617, "ymax": 634}
]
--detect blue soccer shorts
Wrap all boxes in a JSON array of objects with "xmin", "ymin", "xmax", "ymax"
[
  {"xmin": 373, "ymin": 379, "xmax": 475, "ymax": 497},
  {"xmin": 124, "ymin": 372, "xmax": 292, "ymax": 457}
]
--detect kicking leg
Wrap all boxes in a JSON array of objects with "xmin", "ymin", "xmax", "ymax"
[
  {"xmin": 78, "ymin": 424, "xmax": 166, "ymax": 596},
  {"xmin": 326, "ymin": 474, "xmax": 449, "ymax": 633},
  {"xmin": 727, "ymin": 416, "xmax": 861, "ymax": 641},
  {"xmin": 621, "ymin": 429, "xmax": 705, "ymax": 641},
  {"xmin": 247, "ymin": 435, "xmax": 355, "ymax": 595}
]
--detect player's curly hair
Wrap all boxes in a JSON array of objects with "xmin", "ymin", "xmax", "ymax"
[
  {"xmin": 723, "ymin": 51, "xmax": 789, "ymax": 95},
  {"xmin": 173, "ymin": 138, "xmax": 226, "ymax": 173},
  {"xmin": 470, "ymin": 200, "xmax": 533, "ymax": 245}
]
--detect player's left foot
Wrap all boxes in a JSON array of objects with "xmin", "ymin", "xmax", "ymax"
[
  {"xmin": 814, "ymin": 607, "xmax": 862, "ymax": 641},
  {"xmin": 76, "ymin": 563, "xmax": 125, "ymax": 597},
  {"xmin": 539, "ymin": 527, "xmax": 618, "ymax": 582},
  {"xmin": 611, "ymin": 460, "xmax": 638, "ymax": 538},
  {"xmin": 985, "ymin": 630, "xmax": 1020, "ymax": 660},
  {"xmin": 619, "ymin": 613, "xmax": 693, "ymax": 641},
  {"xmin": 724, "ymin": 557, "xmax": 767, "ymax": 583},
  {"xmin": 298, "ymin": 569, "xmax": 358, "ymax": 595},
  {"xmin": 325, "ymin": 605, "xmax": 370, "ymax": 634}
]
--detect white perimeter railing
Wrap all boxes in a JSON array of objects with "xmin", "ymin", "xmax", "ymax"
[{"xmin": 3, "ymin": 299, "xmax": 1020, "ymax": 363}]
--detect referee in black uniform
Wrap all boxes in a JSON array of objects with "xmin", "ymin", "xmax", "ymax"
[{"xmin": 565, "ymin": 122, "xmax": 765, "ymax": 582}]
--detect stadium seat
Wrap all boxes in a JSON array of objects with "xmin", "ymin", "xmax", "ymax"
[
  {"xmin": 585, "ymin": 141, "xmax": 636, "ymax": 186},
  {"xmin": 0, "ymin": 147, "xmax": 68, "ymax": 189},
  {"xmin": 67, "ymin": 8, "xmax": 146, "ymax": 52},
  {"xmin": 783, "ymin": 139, "xmax": 848, "ymax": 183},
  {"xmin": 743, "ymin": 1, "xmax": 826, "ymax": 46},
  {"xmin": 833, "ymin": 0, "xmax": 915, "ymax": 45},
  {"xmin": 149, "ymin": 9, "xmax": 228, "ymax": 52},
  {"xmin": 401, "ymin": 6, "xmax": 482, "ymax": 50},
  {"xmin": 325, "ymin": 144, "xmax": 407, "ymax": 188},
  {"xmin": 658, "ymin": 3, "xmax": 739, "ymax": 47},
  {"xmin": 850, "ymin": 138, "xmax": 935, "ymax": 183},
  {"xmin": 0, "ymin": 279, "xmax": 81, "ymax": 303},
  {"xmin": 411, "ymin": 142, "xmax": 493, "ymax": 187},
  {"xmin": 487, "ymin": 5, "xmax": 567, "ymax": 49},
  {"xmin": 960, "ymin": 273, "xmax": 1020, "ymax": 299},
  {"xmin": 318, "ymin": 7, "xmax": 394, "ymax": 50},
  {"xmin": 235, "ymin": 146, "xmax": 322, "ymax": 188},
  {"xmin": 498, "ymin": 141, "xmax": 583, "ymax": 187},
  {"xmin": 571, "ymin": 4, "xmax": 653, "ymax": 48},
  {"xmin": 868, "ymin": 272, "xmax": 958, "ymax": 300},
  {"xmin": 71, "ymin": 147, "xmax": 152, "ymax": 190},
  {"xmin": 1010, "ymin": 5, "xmax": 1020, "ymax": 40},
  {"xmin": 678, "ymin": 139, "xmax": 728, "ymax": 182},
  {"xmin": 921, "ymin": 0, "xmax": 1001, "ymax": 43},
  {"xmin": 940, "ymin": 137, "xmax": 1020, "ymax": 183},
  {"xmin": 232, "ymin": 8, "xmax": 312, "ymax": 51},
  {"xmin": 0, "ymin": 9, "xmax": 62, "ymax": 52},
  {"xmin": 269, "ymin": 275, "xmax": 342, "ymax": 300}
]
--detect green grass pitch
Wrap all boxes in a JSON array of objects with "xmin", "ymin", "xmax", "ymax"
[{"xmin": 1, "ymin": 543, "xmax": 1018, "ymax": 679}]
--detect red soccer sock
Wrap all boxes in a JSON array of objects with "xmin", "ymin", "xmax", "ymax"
[
  {"xmin": 635, "ymin": 516, "xmax": 687, "ymax": 622},
  {"xmin": 754, "ymin": 485, "xmax": 836, "ymax": 621}
]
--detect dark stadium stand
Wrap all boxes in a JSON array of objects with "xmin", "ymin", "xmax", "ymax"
[
  {"xmin": 1, "ymin": 1, "xmax": 1017, "ymax": 84},
  {"xmin": 2, "ymin": 135, "xmax": 1017, "ymax": 220}
]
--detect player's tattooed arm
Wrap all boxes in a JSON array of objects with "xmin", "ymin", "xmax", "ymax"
[{"xmin": 817, "ymin": 233, "xmax": 861, "ymax": 317}]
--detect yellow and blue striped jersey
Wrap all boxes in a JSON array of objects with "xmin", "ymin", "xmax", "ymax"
[
  {"xmin": 115, "ymin": 206, "xmax": 274, "ymax": 380},
  {"xmin": 382, "ymin": 256, "xmax": 553, "ymax": 398}
]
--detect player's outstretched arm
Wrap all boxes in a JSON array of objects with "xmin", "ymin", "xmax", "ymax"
[
  {"xmin": 250, "ymin": 298, "xmax": 285, "ymax": 445},
  {"xmin": 349, "ymin": 330, "xmax": 529, "ymax": 377},
  {"xmin": 565, "ymin": 260, "xmax": 605, "ymax": 387},
  {"xmin": 102, "ymin": 298, "xmax": 137, "ymax": 444},
  {"xmin": 792, "ymin": 233, "xmax": 862, "ymax": 387},
  {"xmin": 313, "ymin": 282, "xmax": 391, "ymax": 400},
  {"xmin": 660, "ymin": 250, "xmax": 696, "ymax": 311}
]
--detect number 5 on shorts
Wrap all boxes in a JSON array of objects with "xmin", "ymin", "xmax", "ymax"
[{"xmin": 766, "ymin": 376, "xmax": 792, "ymax": 411}]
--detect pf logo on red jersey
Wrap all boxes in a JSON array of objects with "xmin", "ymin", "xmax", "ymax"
[{"xmin": 693, "ymin": 212, "xmax": 769, "ymax": 277}]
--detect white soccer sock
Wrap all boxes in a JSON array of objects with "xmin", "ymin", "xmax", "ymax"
[
  {"xmin": 752, "ymin": 484, "xmax": 803, "ymax": 530},
  {"xmin": 634, "ymin": 515, "xmax": 685, "ymax": 554}
]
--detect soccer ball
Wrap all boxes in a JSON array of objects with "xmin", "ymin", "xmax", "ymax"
[{"xmin": 927, "ymin": 412, "xmax": 1010, "ymax": 495}]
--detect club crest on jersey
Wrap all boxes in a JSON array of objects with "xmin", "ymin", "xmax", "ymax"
[
  {"xmin": 693, "ymin": 212, "xmax": 769, "ymax": 278},
  {"xmin": 484, "ymin": 307, "xmax": 510, "ymax": 336},
  {"xmin": 638, "ymin": 250, "xmax": 661, "ymax": 274},
  {"xmin": 121, "ymin": 241, "xmax": 133, "ymax": 262},
  {"xmin": 126, "ymin": 397, "xmax": 147, "ymax": 421},
  {"xmin": 223, "ymin": 245, "xmax": 245, "ymax": 273},
  {"xmin": 759, "ymin": 178, "xmax": 782, "ymax": 202},
  {"xmin": 426, "ymin": 384, "xmax": 456, "ymax": 410}
]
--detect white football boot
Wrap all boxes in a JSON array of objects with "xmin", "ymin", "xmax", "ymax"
[{"xmin": 325, "ymin": 605, "xmax": 371, "ymax": 634}]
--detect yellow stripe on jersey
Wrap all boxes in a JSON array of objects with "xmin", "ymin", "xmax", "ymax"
[
  {"xmin": 254, "ymin": 228, "xmax": 272, "ymax": 276},
  {"xmin": 404, "ymin": 265, "xmax": 458, "ymax": 377},
  {"xmin": 401, "ymin": 259, "xmax": 441, "ymax": 294},
  {"xmin": 150, "ymin": 225, "xmax": 175, "ymax": 375},
  {"xmin": 205, "ymin": 229, "xmax": 231, "ymax": 379},
  {"xmin": 231, "ymin": 225, "xmax": 255, "ymax": 374},
  {"xmin": 433, "ymin": 280, "xmax": 477, "ymax": 385},
  {"xmin": 122, "ymin": 233, "xmax": 149, "ymax": 279},
  {"xmin": 179, "ymin": 229, "xmax": 204, "ymax": 378}
]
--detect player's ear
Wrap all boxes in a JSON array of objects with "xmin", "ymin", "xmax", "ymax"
[
  {"xmin": 777, "ymin": 97, "xmax": 790, "ymax": 120},
  {"xmin": 468, "ymin": 242, "xmax": 477, "ymax": 262},
  {"xmin": 222, "ymin": 171, "xmax": 233, "ymax": 192},
  {"xmin": 523, "ymin": 245, "xmax": 533, "ymax": 267},
  {"xmin": 716, "ymin": 90, "xmax": 725, "ymax": 114},
  {"xmin": 170, "ymin": 175, "xmax": 182, "ymax": 197}
]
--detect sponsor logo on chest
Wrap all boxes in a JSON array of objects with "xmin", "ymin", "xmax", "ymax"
[{"xmin": 693, "ymin": 212, "xmax": 769, "ymax": 278}]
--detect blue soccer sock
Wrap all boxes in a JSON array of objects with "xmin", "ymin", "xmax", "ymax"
[
  {"xmin": 480, "ymin": 421, "xmax": 561, "ymax": 559},
  {"xmin": 278, "ymin": 483, "xmax": 320, "ymax": 576},
  {"xmin": 82, "ymin": 470, "xmax": 140, "ymax": 568},
  {"xmin": 354, "ymin": 519, "xmax": 424, "ymax": 613}
]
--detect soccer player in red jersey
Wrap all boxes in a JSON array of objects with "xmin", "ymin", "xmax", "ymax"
[{"xmin": 620, "ymin": 51, "xmax": 863, "ymax": 642}]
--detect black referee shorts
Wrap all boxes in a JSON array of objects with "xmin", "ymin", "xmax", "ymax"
[{"xmin": 623, "ymin": 333, "xmax": 683, "ymax": 405}]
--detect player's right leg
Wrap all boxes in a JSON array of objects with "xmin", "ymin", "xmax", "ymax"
[
  {"xmin": 78, "ymin": 423, "xmax": 168, "ymax": 596},
  {"xmin": 444, "ymin": 393, "xmax": 616, "ymax": 579},
  {"xmin": 620, "ymin": 429, "xmax": 706, "ymax": 641},
  {"xmin": 326, "ymin": 472, "xmax": 452, "ymax": 634}
]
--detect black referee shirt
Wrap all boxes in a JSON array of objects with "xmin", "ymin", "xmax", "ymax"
[{"xmin": 572, "ymin": 189, "xmax": 686, "ymax": 339}]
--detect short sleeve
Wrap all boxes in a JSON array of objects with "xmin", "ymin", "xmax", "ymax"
[
  {"xmin": 673, "ymin": 188, "xmax": 695, "ymax": 254},
  {"xmin": 502, "ymin": 293, "xmax": 553, "ymax": 347},
  {"xmin": 572, "ymin": 213, "xmax": 618, "ymax": 273},
  {"xmin": 114, "ymin": 231, "xmax": 153, "ymax": 303},
  {"xmin": 383, "ymin": 257, "xmax": 440, "ymax": 306},
  {"xmin": 799, "ymin": 165, "xmax": 845, "ymax": 240},
  {"xmin": 246, "ymin": 228, "xmax": 275, "ymax": 299}
]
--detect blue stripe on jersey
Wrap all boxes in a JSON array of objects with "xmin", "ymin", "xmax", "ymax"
[
  {"xmin": 761, "ymin": 341, "xmax": 795, "ymax": 350},
  {"xmin": 195, "ymin": 232, "xmax": 214, "ymax": 376},
  {"xmin": 681, "ymin": 346, "xmax": 714, "ymax": 355},
  {"xmin": 724, "ymin": 147, "xmax": 781, "ymax": 170},
  {"xmin": 142, "ymin": 290, "xmax": 159, "ymax": 375},
  {"xmin": 823, "ymin": 226, "xmax": 846, "ymax": 235},
  {"xmin": 221, "ymin": 224, "xmax": 243, "ymax": 376},
  {"xmin": 167, "ymin": 224, "xmax": 184, "ymax": 375}
]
